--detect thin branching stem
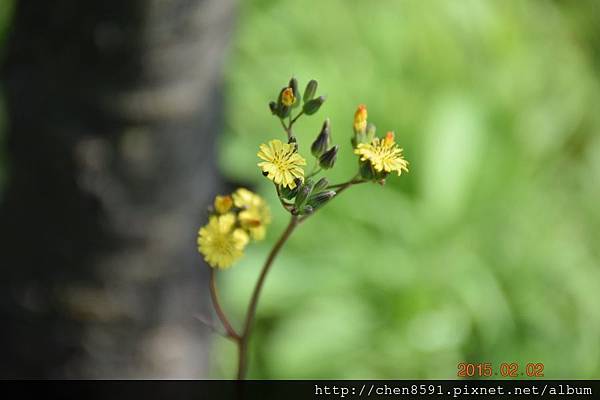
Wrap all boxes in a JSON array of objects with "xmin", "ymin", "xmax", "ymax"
[
  {"xmin": 208, "ymin": 103, "xmax": 373, "ymax": 379},
  {"xmin": 291, "ymin": 110, "xmax": 304, "ymax": 125},
  {"xmin": 279, "ymin": 118, "xmax": 292, "ymax": 140},
  {"xmin": 209, "ymin": 269, "xmax": 240, "ymax": 341},
  {"xmin": 327, "ymin": 176, "xmax": 365, "ymax": 190},
  {"xmin": 209, "ymin": 174, "xmax": 366, "ymax": 379},
  {"xmin": 236, "ymin": 215, "xmax": 299, "ymax": 379}
]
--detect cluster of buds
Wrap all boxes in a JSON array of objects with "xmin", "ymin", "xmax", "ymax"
[
  {"xmin": 311, "ymin": 119, "xmax": 339, "ymax": 170},
  {"xmin": 279, "ymin": 176, "xmax": 336, "ymax": 216},
  {"xmin": 262, "ymin": 78, "xmax": 342, "ymax": 217},
  {"xmin": 269, "ymin": 78, "xmax": 326, "ymax": 122}
]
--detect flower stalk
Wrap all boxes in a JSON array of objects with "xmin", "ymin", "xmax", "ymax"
[{"xmin": 197, "ymin": 77, "xmax": 409, "ymax": 379}]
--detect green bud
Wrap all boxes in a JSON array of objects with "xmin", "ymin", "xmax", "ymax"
[
  {"xmin": 303, "ymin": 95, "xmax": 326, "ymax": 115},
  {"xmin": 269, "ymin": 101, "xmax": 278, "ymax": 115},
  {"xmin": 373, "ymin": 170, "xmax": 389, "ymax": 181},
  {"xmin": 279, "ymin": 186, "xmax": 298, "ymax": 200},
  {"xmin": 319, "ymin": 145, "xmax": 339, "ymax": 169},
  {"xmin": 276, "ymin": 86, "xmax": 285, "ymax": 106},
  {"xmin": 351, "ymin": 133, "xmax": 361, "ymax": 148},
  {"xmin": 352, "ymin": 122, "xmax": 375, "ymax": 148},
  {"xmin": 301, "ymin": 205, "xmax": 314, "ymax": 215},
  {"xmin": 303, "ymin": 79, "xmax": 318, "ymax": 103},
  {"xmin": 311, "ymin": 119, "xmax": 331, "ymax": 157},
  {"xmin": 280, "ymin": 184, "xmax": 299, "ymax": 200},
  {"xmin": 366, "ymin": 122, "xmax": 376, "ymax": 142},
  {"xmin": 277, "ymin": 105, "xmax": 291, "ymax": 119},
  {"xmin": 289, "ymin": 77, "xmax": 301, "ymax": 107},
  {"xmin": 359, "ymin": 160, "xmax": 375, "ymax": 180},
  {"xmin": 308, "ymin": 190, "xmax": 336, "ymax": 209},
  {"xmin": 313, "ymin": 177, "xmax": 329, "ymax": 192},
  {"xmin": 277, "ymin": 87, "xmax": 292, "ymax": 118},
  {"xmin": 294, "ymin": 180, "xmax": 314, "ymax": 208}
]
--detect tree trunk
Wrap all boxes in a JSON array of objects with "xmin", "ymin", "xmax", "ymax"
[{"xmin": 0, "ymin": 0, "xmax": 235, "ymax": 378}]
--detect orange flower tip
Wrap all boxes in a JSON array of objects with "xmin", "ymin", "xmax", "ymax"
[
  {"xmin": 354, "ymin": 104, "xmax": 368, "ymax": 132},
  {"xmin": 384, "ymin": 131, "xmax": 395, "ymax": 145},
  {"xmin": 214, "ymin": 195, "xmax": 233, "ymax": 214},
  {"xmin": 246, "ymin": 219, "xmax": 262, "ymax": 228},
  {"xmin": 355, "ymin": 104, "xmax": 367, "ymax": 118}
]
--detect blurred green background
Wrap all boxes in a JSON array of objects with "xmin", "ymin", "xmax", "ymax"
[{"xmin": 212, "ymin": 0, "xmax": 600, "ymax": 379}]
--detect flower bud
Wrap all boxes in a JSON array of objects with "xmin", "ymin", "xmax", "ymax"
[
  {"xmin": 313, "ymin": 177, "xmax": 329, "ymax": 192},
  {"xmin": 277, "ymin": 105, "xmax": 291, "ymax": 119},
  {"xmin": 280, "ymin": 182, "xmax": 300, "ymax": 200},
  {"xmin": 365, "ymin": 122, "xmax": 376, "ymax": 142},
  {"xmin": 319, "ymin": 145, "xmax": 339, "ymax": 169},
  {"xmin": 353, "ymin": 104, "xmax": 367, "ymax": 134},
  {"xmin": 300, "ymin": 205, "xmax": 314, "ymax": 215},
  {"xmin": 303, "ymin": 95, "xmax": 326, "ymax": 115},
  {"xmin": 311, "ymin": 119, "xmax": 331, "ymax": 157},
  {"xmin": 214, "ymin": 195, "xmax": 233, "ymax": 214},
  {"xmin": 303, "ymin": 79, "xmax": 318, "ymax": 103},
  {"xmin": 281, "ymin": 87, "xmax": 296, "ymax": 107},
  {"xmin": 359, "ymin": 160, "xmax": 375, "ymax": 180},
  {"xmin": 384, "ymin": 131, "xmax": 395, "ymax": 146},
  {"xmin": 289, "ymin": 78, "xmax": 300, "ymax": 106},
  {"xmin": 269, "ymin": 101, "xmax": 278, "ymax": 115},
  {"xmin": 294, "ymin": 181, "xmax": 313, "ymax": 208},
  {"xmin": 308, "ymin": 190, "xmax": 335, "ymax": 209}
]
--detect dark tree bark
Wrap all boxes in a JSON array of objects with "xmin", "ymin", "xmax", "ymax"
[{"xmin": 0, "ymin": 0, "xmax": 235, "ymax": 378}]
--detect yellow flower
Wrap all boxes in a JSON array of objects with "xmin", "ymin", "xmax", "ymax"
[
  {"xmin": 257, "ymin": 139, "xmax": 306, "ymax": 189},
  {"xmin": 232, "ymin": 188, "xmax": 271, "ymax": 240},
  {"xmin": 355, "ymin": 132, "xmax": 409, "ymax": 176},
  {"xmin": 214, "ymin": 195, "xmax": 233, "ymax": 214},
  {"xmin": 197, "ymin": 213, "xmax": 249, "ymax": 269},
  {"xmin": 281, "ymin": 87, "xmax": 296, "ymax": 107},
  {"xmin": 353, "ymin": 104, "xmax": 368, "ymax": 133}
]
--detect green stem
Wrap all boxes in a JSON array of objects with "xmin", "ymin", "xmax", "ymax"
[
  {"xmin": 291, "ymin": 110, "xmax": 304, "ymax": 125},
  {"xmin": 306, "ymin": 164, "xmax": 322, "ymax": 179},
  {"xmin": 209, "ymin": 269, "xmax": 240, "ymax": 340},
  {"xmin": 236, "ymin": 216, "xmax": 299, "ymax": 379},
  {"xmin": 327, "ymin": 175, "xmax": 365, "ymax": 190},
  {"xmin": 297, "ymin": 175, "xmax": 363, "ymax": 224},
  {"xmin": 279, "ymin": 118, "xmax": 292, "ymax": 140}
]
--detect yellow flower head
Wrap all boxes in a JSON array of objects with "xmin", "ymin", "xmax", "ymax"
[
  {"xmin": 197, "ymin": 213, "xmax": 249, "ymax": 269},
  {"xmin": 233, "ymin": 188, "xmax": 271, "ymax": 241},
  {"xmin": 354, "ymin": 104, "xmax": 368, "ymax": 133},
  {"xmin": 281, "ymin": 87, "xmax": 296, "ymax": 107},
  {"xmin": 257, "ymin": 139, "xmax": 306, "ymax": 189},
  {"xmin": 214, "ymin": 195, "xmax": 233, "ymax": 214},
  {"xmin": 355, "ymin": 131, "xmax": 409, "ymax": 176}
]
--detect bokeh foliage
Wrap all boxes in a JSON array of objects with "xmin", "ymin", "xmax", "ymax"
[{"xmin": 214, "ymin": 0, "xmax": 600, "ymax": 378}]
